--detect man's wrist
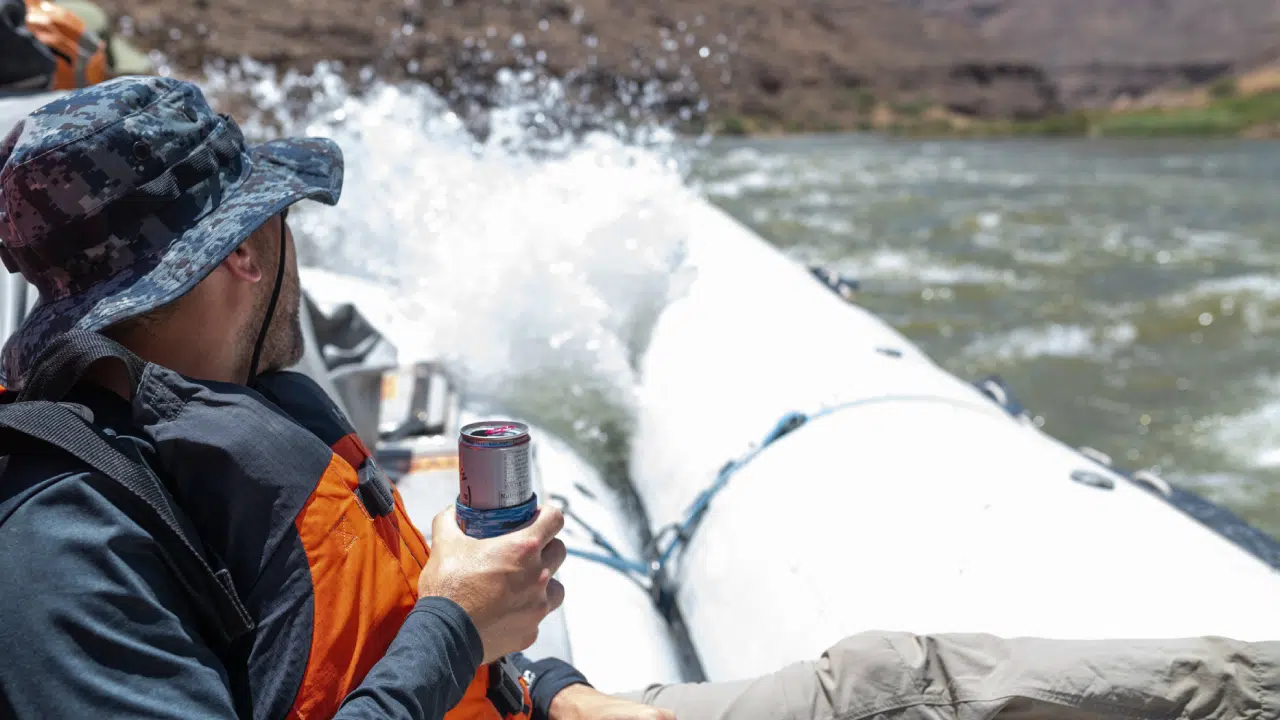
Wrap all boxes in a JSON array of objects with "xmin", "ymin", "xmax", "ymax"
[{"xmin": 546, "ymin": 683, "xmax": 594, "ymax": 720}]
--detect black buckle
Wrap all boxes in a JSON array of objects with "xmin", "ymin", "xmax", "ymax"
[
  {"xmin": 355, "ymin": 458, "xmax": 396, "ymax": 518},
  {"xmin": 487, "ymin": 658, "xmax": 529, "ymax": 716}
]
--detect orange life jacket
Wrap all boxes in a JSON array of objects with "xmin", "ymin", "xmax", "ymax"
[
  {"xmin": 253, "ymin": 371, "xmax": 535, "ymax": 720},
  {"xmin": 0, "ymin": 332, "xmax": 532, "ymax": 719},
  {"xmin": 22, "ymin": 0, "xmax": 109, "ymax": 90}
]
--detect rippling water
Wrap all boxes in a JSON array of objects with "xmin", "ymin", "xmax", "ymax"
[{"xmin": 692, "ymin": 135, "xmax": 1280, "ymax": 539}]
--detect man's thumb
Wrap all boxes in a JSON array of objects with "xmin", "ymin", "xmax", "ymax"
[{"xmin": 431, "ymin": 505, "xmax": 462, "ymax": 541}]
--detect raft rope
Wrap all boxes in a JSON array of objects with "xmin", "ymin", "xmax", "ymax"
[
  {"xmin": 556, "ymin": 373, "xmax": 1280, "ymax": 617},
  {"xmin": 556, "ymin": 392, "xmax": 1012, "ymax": 614},
  {"xmin": 556, "ymin": 396, "xmax": 966, "ymax": 616},
  {"xmin": 556, "ymin": 408, "xmax": 812, "ymax": 616}
]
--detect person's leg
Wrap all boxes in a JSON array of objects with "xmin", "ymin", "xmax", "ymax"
[{"xmin": 616, "ymin": 632, "xmax": 1280, "ymax": 720}]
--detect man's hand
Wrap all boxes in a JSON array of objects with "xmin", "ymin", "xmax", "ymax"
[
  {"xmin": 418, "ymin": 505, "xmax": 567, "ymax": 664},
  {"xmin": 548, "ymin": 685, "xmax": 676, "ymax": 720}
]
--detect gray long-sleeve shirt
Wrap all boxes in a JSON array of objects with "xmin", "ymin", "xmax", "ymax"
[{"xmin": 0, "ymin": 460, "xmax": 485, "ymax": 719}]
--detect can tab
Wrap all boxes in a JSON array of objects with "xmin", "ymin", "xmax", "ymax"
[
  {"xmin": 487, "ymin": 657, "xmax": 529, "ymax": 716},
  {"xmin": 355, "ymin": 459, "xmax": 396, "ymax": 518}
]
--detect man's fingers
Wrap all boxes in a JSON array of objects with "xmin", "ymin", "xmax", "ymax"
[
  {"xmin": 518, "ymin": 505, "xmax": 565, "ymax": 546},
  {"xmin": 546, "ymin": 578, "xmax": 565, "ymax": 612},
  {"xmin": 542, "ymin": 538, "xmax": 567, "ymax": 576}
]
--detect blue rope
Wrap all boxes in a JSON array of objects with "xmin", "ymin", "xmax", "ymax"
[
  {"xmin": 565, "ymin": 548, "xmax": 649, "ymax": 576},
  {"xmin": 562, "ymin": 408, "xmax": 815, "ymax": 611},
  {"xmin": 562, "ymin": 375, "xmax": 1280, "ymax": 615},
  {"xmin": 562, "ymin": 394, "xmax": 1001, "ymax": 612}
]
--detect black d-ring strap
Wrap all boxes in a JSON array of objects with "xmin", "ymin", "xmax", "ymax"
[
  {"xmin": 2, "ymin": 330, "xmax": 255, "ymax": 645},
  {"xmin": 16, "ymin": 329, "xmax": 147, "ymax": 403}
]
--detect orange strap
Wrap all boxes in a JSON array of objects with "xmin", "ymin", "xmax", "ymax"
[{"xmin": 23, "ymin": 0, "xmax": 109, "ymax": 90}]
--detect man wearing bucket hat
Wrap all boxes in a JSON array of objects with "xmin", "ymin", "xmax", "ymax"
[
  {"xmin": 0, "ymin": 75, "xmax": 666, "ymax": 720},
  {"xmin": 1, "ymin": 76, "xmax": 1276, "ymax": 720}
]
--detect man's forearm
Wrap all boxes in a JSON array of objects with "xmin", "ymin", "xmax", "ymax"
[{"xmin": 336, "ymin": 597, "xmax": 485, "ymax": 720}]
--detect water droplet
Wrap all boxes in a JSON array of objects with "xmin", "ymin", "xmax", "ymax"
[
  {"xmin": 1156, "ymin": 250, "xmax": 1172, "ymax": 264},
  {"xmin": 486, "ymin": 26, "xmax": 497, "ymax": 38},
  {"xmin": 699, "ymin": 47, "xmax": 710, "ymax": 58},
  {"xmin": 511, "ymin": 32, "xmax": 525, "ymax": 48},
  {"xmin": 402, "ymin": 23, "xmax": 414, "ymax": 35},
  {"xmin": 1140, "ymin": 414, "xmax": 1151, "ymax": 426},
  {"xmin": 169, "ymin": 27, "xmax": 183, "ymax": 40},
  {"xmin": 1198, "ymin": 312, "xmax": 1213, "ymax": 326},
  {"xmin": 538, "ymin": 19, "xmax": 550, "ymax": 31}
]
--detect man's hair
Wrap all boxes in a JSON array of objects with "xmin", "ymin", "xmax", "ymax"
[{"xmin": 102, "ymin": 297, "xmax": 181, "ymax": 341}]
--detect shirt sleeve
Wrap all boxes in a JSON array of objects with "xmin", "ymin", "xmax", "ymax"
[
  {"xmin": 0, "ymin": 471, "xmax": 483, "ymax": 720},
  {"xmin": 508, "ymin": 652, "xmax": 592, "ymax": 720}
]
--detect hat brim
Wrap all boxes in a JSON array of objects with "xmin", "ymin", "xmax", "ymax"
[{"xmin": 1, "ymin": 137, "xmax": 343, "ymax": 386}]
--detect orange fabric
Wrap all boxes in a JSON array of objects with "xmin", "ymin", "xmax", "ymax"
[
  {"xmin": 24, "ymin": 0, "xmax": 110, "ymax": 90},
  {"xmin": 290, "ymin": 438, "xmax": 530, "ymax": 719},
  {"xmin": 288, "ymin": 453, "xmax": 415, "ymax": 719}
]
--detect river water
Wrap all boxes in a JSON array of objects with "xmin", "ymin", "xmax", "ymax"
[
  {"xmin": 209, "ymin": 66, "xmax": 1279, "ymax": 540},
  {"xmin": 693, "ymin": 134, "xmax": 1280, "ymax": 539}
]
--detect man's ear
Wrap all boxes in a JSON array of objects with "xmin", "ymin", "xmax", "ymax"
[{"xmin": 222, "ymin": 240, "xmax": 265, "ymax": 284}]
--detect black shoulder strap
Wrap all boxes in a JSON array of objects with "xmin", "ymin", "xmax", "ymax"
[
  {"xmin": 15, "ymin": 330, "xmax": 146, "ymax": 404},
  {"xmin": 0, "ymin": 331, "xmax": 255, "ymax": 646}
]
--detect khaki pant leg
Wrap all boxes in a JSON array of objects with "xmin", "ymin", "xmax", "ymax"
[{"xmin": 615, "ymin": 633, "xmax": 1280, "ymax": 720}]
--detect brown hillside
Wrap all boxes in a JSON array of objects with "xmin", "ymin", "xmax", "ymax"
[
  {"xmin": 904, "ymin": 0, "xmax": 1280, "ymax": 107},
  {"xmin": 91, "ymin": 0, "xmax": 1059, "ymax": 130}
]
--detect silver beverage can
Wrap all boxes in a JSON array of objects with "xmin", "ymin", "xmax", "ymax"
[{"xmin": 458, "ymin": 420, "xmax": 534, "ymax": 520}]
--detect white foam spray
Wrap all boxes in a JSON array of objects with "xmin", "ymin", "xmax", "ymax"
[{"xmin": 201, "ymin": 60, "xmax": 703, "ymax": 478}]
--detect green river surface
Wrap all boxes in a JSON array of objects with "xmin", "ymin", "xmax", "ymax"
[{"xmin": 691, "ymin": 134, "xmax": 1280, "ymax": 539}]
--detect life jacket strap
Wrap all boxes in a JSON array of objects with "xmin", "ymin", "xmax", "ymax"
[{"xmin": 0, "ymin": 330, "xmax": 256, "ymax": 645}]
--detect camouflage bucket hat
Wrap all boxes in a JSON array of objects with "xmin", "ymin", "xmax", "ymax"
[{"xmin": 0, "ymin": 75, "xmax": 343, "ymax": 386}]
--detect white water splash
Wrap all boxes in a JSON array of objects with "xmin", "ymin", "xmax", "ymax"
[{"xmin": 201, "ymin": 61, "xmax": 702, "ymax": 472}]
